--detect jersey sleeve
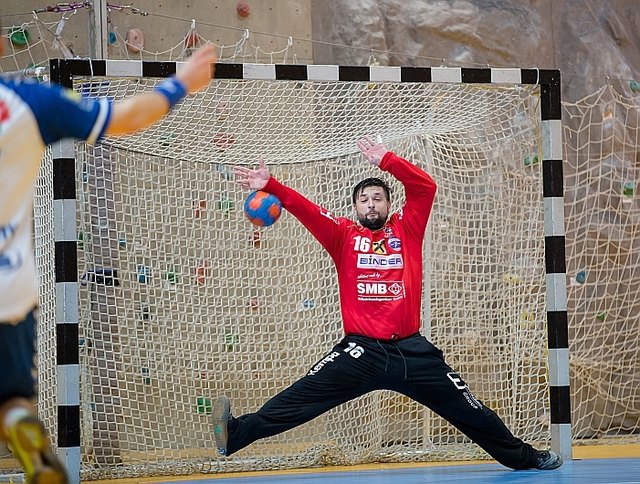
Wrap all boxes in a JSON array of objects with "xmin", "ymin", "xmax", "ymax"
[
  {"xmin": 379, "ymin": 151, "xmax": 437, "ymax": 238},
  {"xmin": 12, "ymin": 80, "xmax": 111, "ymax": 146},
  {"xmin": 263, "ymin": 176, "xmax": 347, "ymax": 260}
]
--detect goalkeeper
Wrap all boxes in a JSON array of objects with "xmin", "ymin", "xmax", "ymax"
[
  {"xmin": 0, "ymin": 28, "xmax": 217, "ymax": 484},
  {"xmin": 220, "ymin": 135, "xmax": 562, "ymax": 471}
]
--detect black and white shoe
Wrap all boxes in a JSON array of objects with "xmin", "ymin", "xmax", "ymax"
[
  {"xmin": 535, "ymin": 450, "xmax": 563, "ymax": 470},
  {"xmin": 212, "ymin": 395, "xmax": 231, "ymax": 456}
]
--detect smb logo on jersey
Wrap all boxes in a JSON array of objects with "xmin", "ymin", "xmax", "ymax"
[
  {"xmin": 356, "ymin": 253, "xmax": 403, "ymax": 270},
  {"xmin": 357, "ymin": 280, "xmax": 405, "ymax": 301}
]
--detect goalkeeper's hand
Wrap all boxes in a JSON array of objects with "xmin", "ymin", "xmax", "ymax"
[
  {"xmin": 356, "ymin": 135, "xmax": 388, "ymax": 166},
  {"xmin": 234, "ymin": 156, "xmax": 270, "ymax": 190}
]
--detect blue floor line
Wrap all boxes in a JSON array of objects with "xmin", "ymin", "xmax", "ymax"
[{"xmin": 146, "ymin": 458, "xmax": 640, "ymax": 484}]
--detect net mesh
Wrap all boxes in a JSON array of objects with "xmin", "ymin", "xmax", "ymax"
[
  {"xmin": 32, "ymin": 76, "xmax": 551, "ymax": 480},
  {"xmin": 564, "ymin": 85, "xmax": 640, "ymax": 444}
]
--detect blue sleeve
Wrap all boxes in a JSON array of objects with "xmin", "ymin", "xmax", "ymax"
[{"xmin": 9, "ymin": 79, "xmax": 112, "ymax": 146}]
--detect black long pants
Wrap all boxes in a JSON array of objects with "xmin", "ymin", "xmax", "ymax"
[{"xmin": 225, "ymin": 333, "xmax": 537, "ymax": 469}]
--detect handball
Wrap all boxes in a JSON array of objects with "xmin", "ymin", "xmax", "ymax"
[{"xmin": 243, "ymin": 191, "xmax": 282, "ymax": 227}]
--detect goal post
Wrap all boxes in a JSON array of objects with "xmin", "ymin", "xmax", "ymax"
[{"xmin": 34, "ymin": 60, "xmax": 568, "ymax": 481}]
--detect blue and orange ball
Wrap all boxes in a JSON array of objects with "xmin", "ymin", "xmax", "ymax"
[{"xmin": 243, "ymin": 191, "xmax": 282, "ymax": 227}]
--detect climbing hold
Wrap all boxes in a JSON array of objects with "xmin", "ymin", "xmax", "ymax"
[
  {"xmin": 237, "ymin": 1, "xmax": 251, "ymax": 18},
  {"xmin": 623, "ymin": 181, "xmax": 636, "ymax": 197},
  {"xmin": 213, "ymin": 132, "xmax": 236, "ymax": 151},
  {"xmin": 137, "ymin": 264, "xmax": 150, "ymax": 283},
  {"xmin": 9, "ymin": 26, "xmax": 30, "ymax": 47},
  {"xmin": 195, "ymin": 260, "xmax": 208, "ymax": 285},
  {"xmin": 193, "ymin": 199, "xmax": 206, "ymax": 218},
  {"xmin": 252, "ymin": 229, "xmax": 261, "ymax": 249},
  {"xmin": 165, "ymin": 269, "xmax": 178, "ymax": 284},
  {"xmin": 126, "ymin": 28, "xmax": 144, "ymax": 53},
  {"xmin": 215, "ymin": 100, "xmax": 230, "ymax": 121},
  {"xmin": 196, "ymin": 397, "xmax": 212, "ymax": 414},
  {"xmin": 524, "ymin": 154, "xmax": 539, "ymax": 166}
]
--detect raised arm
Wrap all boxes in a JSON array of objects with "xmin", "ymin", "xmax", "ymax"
[
  {"xmin": 234, "ymin": 159, "xmax": 345, "ymax": 257},
  {"xmin": 358, "ymin": 135, "xmax": 437, "ymax": 235},
  {"xmin": 105, "ymin": 44, "xmax": 217, "ymax": 136}
]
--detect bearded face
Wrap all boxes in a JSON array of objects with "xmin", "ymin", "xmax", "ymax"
[{"xmin": 354, "ymin": 185, "xmax": 391, "ymax": 230}]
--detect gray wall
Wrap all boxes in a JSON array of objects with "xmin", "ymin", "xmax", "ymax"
[{"xmin": 1, "ymin": 0, "xmax": 313, "ymax": 68}]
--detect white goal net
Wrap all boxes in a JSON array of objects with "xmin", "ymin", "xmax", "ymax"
[
  {"xmin": 564, "ymin": 85, "xmax": 640, "ymax": 444},
  {"xmin": 33, "ymin": 72, "xmax": 551, "ymax": 480}
]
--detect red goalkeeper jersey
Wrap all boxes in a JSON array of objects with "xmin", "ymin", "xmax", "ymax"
[{"xmin": 264, "ymin": 151, "xmax": 437, "ymax": 340}]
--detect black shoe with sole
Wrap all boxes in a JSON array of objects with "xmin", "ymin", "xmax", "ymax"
[{"xmin": 535, "ymin": 450, "xmax": 563, "ymax": 470}]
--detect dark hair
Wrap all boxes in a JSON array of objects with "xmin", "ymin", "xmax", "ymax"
[{"xmin": 351, "ymin": 177, "xmax": 391, "ymax": 204}]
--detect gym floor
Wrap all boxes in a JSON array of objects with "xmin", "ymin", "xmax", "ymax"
[{"xmin": 86, "ymin": 444, "xmax": 640, "ymax": 484}]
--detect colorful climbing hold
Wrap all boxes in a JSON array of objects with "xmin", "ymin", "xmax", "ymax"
[{"xmin": 9, "ymin": 26, "xmax": 30, "ymax": 47}]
